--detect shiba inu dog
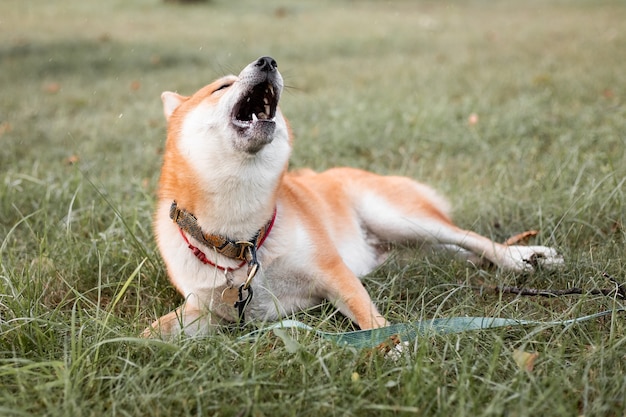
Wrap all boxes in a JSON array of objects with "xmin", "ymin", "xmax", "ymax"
[{"xmin": 142, "ymin": 56, "xmax": 563, "ymax": 338}]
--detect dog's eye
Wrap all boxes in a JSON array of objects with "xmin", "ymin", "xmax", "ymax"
[{"xmin": 214, "ymin": 83, "xmax": 232, "ymax": 93}]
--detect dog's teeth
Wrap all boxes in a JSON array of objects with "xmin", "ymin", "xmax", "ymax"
[
  {"xmin": 263, "ymin": 97, "xmax": 269, "ymax": 105},
  {"xmin": 257, "ymin": 112, "xmax": 267, "ymax": 119},
  {"xmin": 268, "ymin": 85, "xmax": 274, "ymax": 96},
  {"xmin": 264, "ymin": 104, "xmax": 271, "ymax": 114},
  {"xmin": 252, "ymin": 113, "xmax": 258, "ymax": 122}
]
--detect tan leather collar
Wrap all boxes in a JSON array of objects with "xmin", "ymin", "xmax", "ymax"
[{"xmin": 169, "ymin": 201, "xmax": 276, "ymax": 262}]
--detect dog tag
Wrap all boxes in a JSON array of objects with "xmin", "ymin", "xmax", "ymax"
[{"xmin": 221, "ymin": 287, "xmax": 239, "ymax": 304}]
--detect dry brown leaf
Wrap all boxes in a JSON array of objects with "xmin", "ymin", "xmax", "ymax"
[
  {"xmin": 513, "ymin": 349, "xmax": 539, "ymax": 372},
  {"xmin": 610, "ymin": 221, "xmax": 622, "ymax": 234},
  {"xmin": 504, "ymin": 230, "xmax": 538, "ymax": 246},
  {"xmin": 98, "ymin": 33, "xmax": 112, "ymax": 43},
  {"xmin": 602, "ymin": 88, "xmax": 614, "ymax": 99},
  {"xmin": 64, "ymin": 155, "xmax": 80, "ymax": 165},
  {"xmin": 43, "ymin": 82, "xmax": 61, "ymax": 94},
  {"xmin": 0, "ymin": 121, "xmax": 12, "ymax": 136},
  {"xmin": 274, "ymin": 7, "xmax": 288, "ymax": 18}
]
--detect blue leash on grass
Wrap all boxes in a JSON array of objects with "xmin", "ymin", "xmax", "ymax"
[{"xmin": 239, "ymin": 309, "xmax": 624, "ymax": 349}]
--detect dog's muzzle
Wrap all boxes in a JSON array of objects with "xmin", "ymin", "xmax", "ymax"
[{"xmin": 230, "ymin": 57, "xmax": 283, "ymax": 153}]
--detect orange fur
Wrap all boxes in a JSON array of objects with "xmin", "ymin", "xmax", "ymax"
[{"xmin": 142, "ymin": 57, "xmax": 563, "ymax": 338}]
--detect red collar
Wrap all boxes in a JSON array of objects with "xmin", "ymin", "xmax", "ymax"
[{"xmin": 178, "ymin": 208, "xmax": 277, "ymax": 272}]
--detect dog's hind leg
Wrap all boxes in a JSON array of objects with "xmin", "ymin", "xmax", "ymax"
[
  {"xmin": 349, "ymin": 173, "xmax": 563, "ymax": 272},
  {"xmin": 430, "ymin": 243, "xmax": 486, "ymax": 265}
]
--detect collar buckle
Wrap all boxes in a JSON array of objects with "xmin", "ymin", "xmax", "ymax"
[{"xmin": 235, "ymin": 240, "xmax": 254, "ymax": 261}]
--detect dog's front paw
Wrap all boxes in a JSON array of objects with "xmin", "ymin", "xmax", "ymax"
[
  {"xmin": 141, "ymin": 320, "xmax": 172, "ymax": 339},
  {"xmin": 498, "ymin": 245, "xmax": 564, "ymax": 272}
]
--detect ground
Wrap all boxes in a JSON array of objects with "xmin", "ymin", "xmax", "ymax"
[{"xmin": 0, "ymin": 0, "xmax": 625, "ymax": 416}]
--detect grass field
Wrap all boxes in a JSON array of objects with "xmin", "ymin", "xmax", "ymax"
[{"xmin": 1, "ymin": 0, "xmax": 625, "ymax": 415}]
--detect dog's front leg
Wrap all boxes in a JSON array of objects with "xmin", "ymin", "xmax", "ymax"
[
  {"xmin": 319, "ymin": 259, "xmax": 388, "ymax": 330},
  {"xmin": 141, "ymin": 302, "xmax": 214, "ymax": 339}
]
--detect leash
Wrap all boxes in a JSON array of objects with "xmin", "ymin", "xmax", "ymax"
[{"xmin": 238, "ymin": 309, "xmax": 624, "ymax": 349}]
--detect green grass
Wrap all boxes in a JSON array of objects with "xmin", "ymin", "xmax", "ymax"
[{"xmin": 1, "ymin": 0, "xmax": 625, "ymax": 415}]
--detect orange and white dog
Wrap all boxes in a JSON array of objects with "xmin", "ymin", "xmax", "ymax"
[{"xmin": 143, "ymin": 56, "xmax": 563, "ymax": 338}]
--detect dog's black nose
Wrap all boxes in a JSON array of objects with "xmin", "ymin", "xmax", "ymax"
[{"xmin": 255, "ymin": 56, "xmax": 277, "ymax": 72}]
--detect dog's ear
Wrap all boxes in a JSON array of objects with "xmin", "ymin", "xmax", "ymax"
[{"xmin": 161, "ymin": 92, "xmax": 187, "ymax": 120}]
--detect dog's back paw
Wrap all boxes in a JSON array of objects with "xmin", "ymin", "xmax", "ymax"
[{"xmin": 498, "ymin": 245, "xmax": 564, "ymax": 272}]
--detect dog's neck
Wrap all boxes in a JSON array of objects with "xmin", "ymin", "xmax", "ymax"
[
  {"xmin": 159, "ymin": 147, "xmax": 287, "ymax": 242},
  {"xmin": 170, "ymin": 200, "xmax": 277, "ymax": 263}
]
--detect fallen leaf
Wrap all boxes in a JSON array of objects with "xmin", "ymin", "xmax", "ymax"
[
  {"xmin": 376, "ymin": 334, "xmax": 402, "ymax": 355},
  {"xmin": 130, "ymin": 80, "xmax": 141, "ymax": 91},
  {"xmin": 533, "ymin": 73, "xmax": 552, "ymax": 86},
  {"xmin": 274, "ymin": 6, "xmax": 287, "ymax": 18},
  {"xmin": 513, "ymin": 349, "xmax": 538, "ymax": 372},
  {"xmin": 0, "ymin": 121, "xmax": 12, "ymax": 136},
  {"xmin": 610, "ymin": 221, "xmax": 622, "ymax": 234},
  {"xmin": 504, "ymin": 230, "xmax": 538, "ymax": 246},
  {"xmin": 43, "ymin": 82, "xmax": 61, "ymax": 94},
  {"xmin": 602, "ymin": 88, "xmax": 614, "ymax": 99},
  {"xmin": 64, "ymin": 155, "xmax": 80, "ymax": 165},
  {"xmin": 98, "ymin": 33, "xmax": 112, "ymax": 43}
]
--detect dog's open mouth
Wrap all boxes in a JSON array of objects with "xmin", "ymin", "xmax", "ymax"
[{"xmin": 231, "ymin": 82, "xmax": 278, "ymax": 129}]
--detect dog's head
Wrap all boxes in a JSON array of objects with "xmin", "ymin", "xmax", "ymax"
[{"xmin": 161, "ymin": 56, "xmax": 290, "ymax": 156}]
